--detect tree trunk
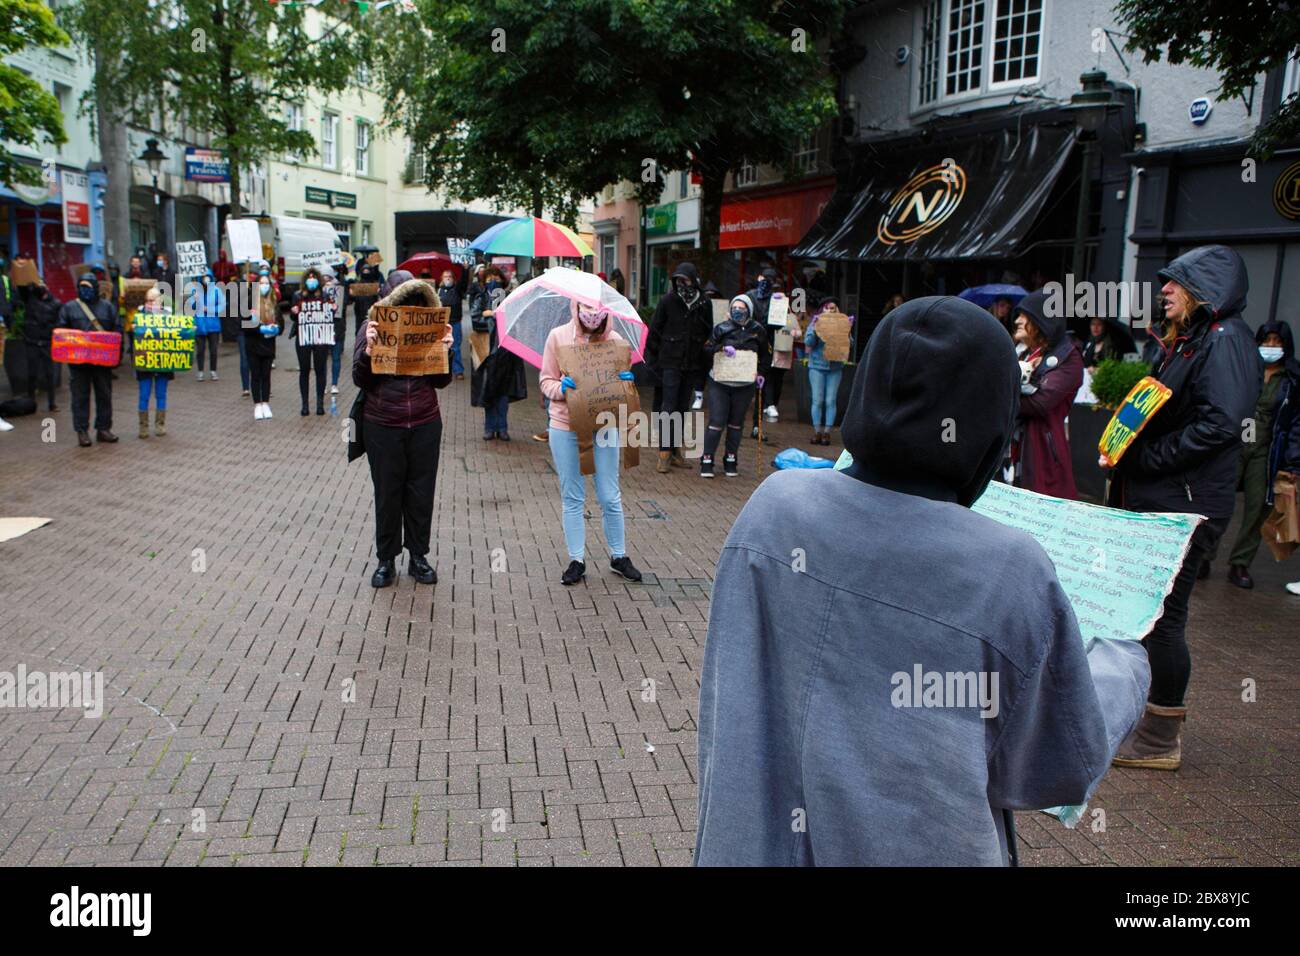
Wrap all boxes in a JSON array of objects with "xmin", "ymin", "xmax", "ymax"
[
  {"xmin": 695, "ymin": 157, "xmax": 729, "ymax": 289},
  {"xmin": 94, "ymin": 55, "xmax": 131, "ymax": 267},
  {"xmin": 228, "ymin": 146, "xmax": 243, "ymax": 221}
]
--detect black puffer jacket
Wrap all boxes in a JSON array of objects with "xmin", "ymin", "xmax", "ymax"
[
  {"xmin": 645, "ymin": 262, "xmax": 711, "ymax": 373},
  {"xmin": 1109, "ymin": 246, "xmax": 1263, "ymax": 518},
  {"xmin": 22, "ymin": 286, "xmax": 62, "ymax": 345},
  {"xmin": 703, "ymin": 315, "xmax": 769, "ymax": 382}
]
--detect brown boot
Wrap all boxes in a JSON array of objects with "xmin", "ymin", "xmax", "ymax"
[
  {"xmin": 138, "ymin": 411, "xmax": 150, "ymax": 439},
  {"xmin": 154, "ymin": 409, "xmax": 166, "ymax": 437},
  {"xmin": 669, "ymin": 451, "xmax": 690, "ymax": 468},
  {"xmin": 1112, "ymin": 703, "xmax": 1186, "ymax": 770},
  {"xmin": 657, "ymin": 451, "xmax": 672, "ymax": 474}
]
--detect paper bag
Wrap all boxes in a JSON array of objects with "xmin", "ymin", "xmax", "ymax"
[
  {"xmin": 1262, "ymin": 472, "xmax": 1299, "ymax": 561},
  {"xmin": 468, "ymin": 330, "xmax": 491, "ymax": 369},
  {"xmin": 557, "ymin": 340, "xmax": 640, "ymax": 475}
]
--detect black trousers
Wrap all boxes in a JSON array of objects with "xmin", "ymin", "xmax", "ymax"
[
  {"xmin": 195, "ymin": 331, "xmax": 220, "ymax": 372},
  {"xmin": 297, "ymin": 343, "xmax": 329, "ymax": 409},
  {"xmin": 353, "ymin": 297, "xmax": 377, "ymax": 334},
  {"xmin": 652, "ymin": 366, "xmax": 692, "ymax": 452},
  {"xmin": 1143, "ymin": 514, "xmax": 1229, "ymax": 707},
  {"xmin": 753, "ymin": 365, "xmax": 786, "ymax": 425},
  {"xmin": 705, "ymin": 380, "xmax": 755, "ymax": 459},
  {"xmin": 25, "ymin": 342, "xmax": 57, "ymax": 409},
  {"xmin": 68, "ymin": 364, "xmax": 113, "ymax": 432},
  {"xmin": 364, "ymin": 418, "xmax": 443, "ymax": 560},
  {"xmin": 248, "ymin": 352, "xmax": 273, "ymax": 402}
]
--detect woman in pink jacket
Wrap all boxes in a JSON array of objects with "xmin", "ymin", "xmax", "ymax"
[{"xmin": 540, "ymin": 301, "xmax": 644, "ymax": 586}]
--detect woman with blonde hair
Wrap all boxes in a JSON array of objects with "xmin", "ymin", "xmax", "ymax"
[{"xmin": 1105, "ymin": 246, "xmax": 1261, "ymax": 771}]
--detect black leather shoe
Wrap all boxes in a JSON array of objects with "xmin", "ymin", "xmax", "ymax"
[
  {"xmin": 301, "ymin": 406, "xmax": 310, "ymax": 416},
  {"xmin": 409, "ymin": 553, "xmax": 437, "ymax": 585},
  {"xmin": 561, "ymin": 560, "xmax": 586, "ymax": 586},
  {"xmin": 370, "ymin": 559, "xmax": 396, "ymax": 588},
  {"xmin": 609, "ymin": 556, "xmax": 642, "ymax": 582},
  {"xmin": 498, "ymin": 430, "xmax": 510, "ymax": 442},
  {"xmin": 1227, "ymin": 564, "xmax": 1254, "ymax": 589},
  {"xmin": 483, "ymin": 430, "xmax": 495, "ymax": 440},
  {"xmin": 77, "ymin": 430, "xmax": 92, "ymax": 447},
  {"xmin": 96, "ymin": 429, "xmax": 118, "ymax": 443},
  {"xmin": 316, "ymin": 406, "xmax": 325, "ymax": 416}
]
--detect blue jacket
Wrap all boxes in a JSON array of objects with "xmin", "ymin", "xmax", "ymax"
[
  {"xmin": 188, "ymin": 272, "xmax": 226, "ymax": 335},
  {"xmin": 804, "ymin": 317, "xmax": 845, "ymax": 372}
]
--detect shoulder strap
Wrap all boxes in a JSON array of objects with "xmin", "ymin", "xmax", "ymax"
[{"xmin": 77, "ymin": 298, "xmax": 105, "ymax": 332}]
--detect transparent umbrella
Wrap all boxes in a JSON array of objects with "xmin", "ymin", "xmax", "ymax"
[{"xmin": 495, "ymin": 267, "xmax": 648, "ymax": 369}]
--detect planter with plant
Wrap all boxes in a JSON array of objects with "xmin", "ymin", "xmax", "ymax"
[{"xmin": 1090, "ymin": 357, "xmax": 1151, "ymax": 411}]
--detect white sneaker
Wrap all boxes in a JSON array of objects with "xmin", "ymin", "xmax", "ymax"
[
  {"xmin": 254, "ymin": 403, "xmax": 265, "ymax": 420},
  {"xmin": 210, "ymin": 371, "xmax": 218, "ymax": 381},
  {"xmin": 197, "ymin": 371, "xmax": 205, "ymax": 382},
  {"xmin": 0, "ymin": 416, "xmax": 14, "ymax": 432},
  {"xmin": 1286, "ymin": 580, "xmax": 1300, "ymax": 596},
  {"xmin": 241, "ymin": 389, "xmax": 250, "ymax": 397},
  {"xmin": 691, "ymin": 390, "xmax": 703, "ymax": 410},
  {"xmin": 330, "ymin": 384, "xmax": 338, "ymax": 395},
  {"xmin": 763, "ymin": 405, "xmax": 779, "ymax": 421},
  {"xmin": 263, "ymin": 403, "xmax": 273, "ymax": 420}
]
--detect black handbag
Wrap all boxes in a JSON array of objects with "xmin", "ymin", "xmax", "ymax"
[{"xmin": 347, "ymin": 391, "xmax": 366, "ymax": 462}]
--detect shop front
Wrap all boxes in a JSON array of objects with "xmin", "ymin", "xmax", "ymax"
[
  {"xmin": 718, "ymin": 177, "xmax": 834, "ymax": 298},
  {"xmin": 644, "ymin": 198, "xmax": 699, "ymax": 302},
  {"xmin": 2, "ymin": 165, "xmax": 97, "ymax": 303}
]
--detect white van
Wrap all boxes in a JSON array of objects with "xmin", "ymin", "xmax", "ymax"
[{"xmin": 223, "ymin": 214, "xmax": 346, "ymax": 300}]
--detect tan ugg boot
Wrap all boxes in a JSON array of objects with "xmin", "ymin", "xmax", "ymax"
[
  {"xmin": 1112, "ymin": 703, "xmax": 1186, "ymax": 770},
  {"xmin": 657, "ymin": 451, "xmax": 672, "ymax": 474},
  {"xmin": 138, "ymin": 411, "xmax": 150, "ymax": 439},
  {"xmin": 669, "ymin": 451, "xmax": 690, "ymax": 468},
  {"xmin": 154, "ymin": 410, "xmax": 166, "ymax": 436}
]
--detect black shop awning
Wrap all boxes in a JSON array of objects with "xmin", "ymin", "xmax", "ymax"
[{"xmin": 793, "ymin": 123, "xmax": 1076, "ymax": 261}]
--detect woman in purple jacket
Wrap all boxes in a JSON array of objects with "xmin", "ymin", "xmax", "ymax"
[{"xmin": 353, "ymin": 270, "xmax": 453, "ymax": 588}]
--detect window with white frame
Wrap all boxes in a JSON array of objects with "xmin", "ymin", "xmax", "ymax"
[
  {"xmin": 735, "ymin": 159, "xmax": 757, "ymax": 187},
  {"xmin": 286, "ymin": 103, "xmax": 305, "ymax": 161},
  {"xmin": 407, "ymin": 140, "xmax": 427, "ymax": 184},
  {"xmin": 321, "ymin": 111, "xmax": 339, "ymax": 168},
  {"xmin": 355, "ymin": 119, "xmax": 371, "ymax": 176},
  {"xmin": 361, "ymin": 222, "xmax": 372, "ymax": 246},
  {"xmin": 356, "ymin": 62, "xmax": 371, "ymax": 87},
  {"xmin": 917, "ymin": 0, "xmax": 1043, "ymax": 107},
  {"xmin": 1283, "ymin": 48, "xmax": 1300, "ymax": 102},
  {"xmin": 793, "ymin": 133, "xmax": 818, "ymax": 173},
  {"xmin": 600, "ymin": 234, "xmax": 615, "ymax": 274},
  {"xmin": 678, "ymin": 171, "xmax": 689, "ymax": 199}
]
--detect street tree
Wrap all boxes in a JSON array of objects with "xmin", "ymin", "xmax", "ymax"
[
  {"xmin": 0, "ymin": 0, "xmax": 69, "ymax": 187},
  {"xmin": 1116, "ymin": 0, "xmax": 1300, "ymax": 156}
]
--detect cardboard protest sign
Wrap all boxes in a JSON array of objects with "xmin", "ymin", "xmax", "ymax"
[
  {"xmin": 365, "ymin": 251, "xmax": 382, "ymax": 266},
  {"xmin": 1098, "ymin": 376, "xmax": 1172, "ymax": 466},
  {"xmin": 52, "ymin": 329, "xmax": 121, "ymax": 366},
  {"xmin": 227, "ymin": 218, "xmax": 262, "ymax": 263},
  {"xmin": 712, "ymin": 349, "xmax": 758, "ymax": 384},
  {"xmin": 766, "ymin": 293, "xmax": 789, "ymax": 327},
  {"xmin": 350, "ymin": 282, "xmax": 380, "ymax": 298},
  {"xmin": 133, "ymin": 312, "xmax": 196, "ymax": 372},
  {"xmin": 557, "ymin": 340, "xmax": 640, "ymax": 475},
  {"xmin": 121, "ymin": 278, "xmax": 157, "ymax": 311},
  {"xmin": 368, "ymin": 304, "xmax": 451, "ymax": 375},
  {"xmin": 98, "ymin": 280, "xmax": 113, "ymax": 301},
  {"xmin": 296, "ymin": 299, "xmax": 336, "ymax": 346},
  {"xmin": 302, "ymin": 248, "xmax": 343, "ymax": 272},
  {"xmin": 815, "ymin": 310, "xmax": 851, "ymax": 363},
  {"xmin": 773, "ymin": 327, "xmax": 795, "ymax": 352},
  {"xmin": 9, "ymin": 257, "xmax": 40, "ymax": 286},
  {"xmin": 468, "ymin": 330, "xmax": 491, "ymax": 369},
  {"xmin": 175, "ymin": 240, "xmax": 207, "ymax": 278},
  {"xmin": 711, "ymin": 298, "xmax": 729, "ymax": 326}
]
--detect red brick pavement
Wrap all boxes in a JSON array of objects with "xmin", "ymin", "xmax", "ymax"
[{"xmin": 0, "ymin": 336, "xmax": 1295, "ymax": 866}]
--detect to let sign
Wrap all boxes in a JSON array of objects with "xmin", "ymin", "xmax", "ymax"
[{"xmin": 369, "ymin": 305, "xmax": 451, "ymax": 375}]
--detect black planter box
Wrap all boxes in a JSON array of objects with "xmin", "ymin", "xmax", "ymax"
[
  {"xmin": 1069, "ymin": 403, "xmax": 1110, "ymax": 503},
  {"xmin": 3, "ymin": 341, "xmax": 28, "ymax": 397}
]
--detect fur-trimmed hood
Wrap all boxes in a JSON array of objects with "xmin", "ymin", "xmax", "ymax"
[{"xmin": 376, "ymin": 271, "xmax": 435, "ymax": 307}]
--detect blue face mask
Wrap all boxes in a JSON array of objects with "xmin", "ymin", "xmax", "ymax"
[
  {"xmin": 730, "ymin": 307, "xmax": 748, "ymax": 323},
  {"xmin": 78, "ymin": 285, "xmax": 96, "ymax": 303},
  {"xmin": 1259, "ymin": 346, "xmax": 1284, "ymax": 364},
  {"xmin": 305, "ymin": 278, "xmax": 319, "ymax": 291}
]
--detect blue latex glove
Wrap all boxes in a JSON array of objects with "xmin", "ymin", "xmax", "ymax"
[
  {"xmin": 260, "ymin": 323, "xmax": 279, "ymax": 337},
  {"xmin": 560, "ymin": 375, "xmax": 577, "ymax": 395},
  {"xmin": 617, "ymin": 370, "xmax": 635, "ymax": 381},
  {"xmin": 755, "ymin": 374, "xmax": 765, "ymax": 390},
  {"xmin": 723, "ymin": 345, "xmax": 736, "ymax": 357}
]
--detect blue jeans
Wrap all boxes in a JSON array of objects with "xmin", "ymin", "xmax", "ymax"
[
  {"xmin": 237, "ymin": 334, "xmax": 250, "ymax": 391},
  {"xmin": 451, "ymin": 320, "xmax": 464, "ymax": 376},
  {"xmin": 549, "ymin": 425, "xmax": 625, "ymax": 562},
  {"xmin": 485, "ymin": 394, "xmax": 509, "ymax": 432},
  {"xmin": 331, "ymin": 337, "xmax": 345, "ymax": 385},
  {"xmin": 138, "ymin": 376, "xmax": 169, "ymax": 411},
  {"xmin": 808, "ymin": 365, "xmax": 843, "ymax": 429}
]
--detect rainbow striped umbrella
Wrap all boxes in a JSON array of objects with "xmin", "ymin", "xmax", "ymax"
[{"xmin": 468, "ymin": 217, "xmax": 594, "ymax": 258}]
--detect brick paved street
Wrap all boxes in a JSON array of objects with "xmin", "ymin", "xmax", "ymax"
[{"xmin": 0, "ymin": 335, "xmax": 1296, "ymax": 866}]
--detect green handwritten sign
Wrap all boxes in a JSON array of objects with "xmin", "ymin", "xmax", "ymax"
[{"xmin": 133, "ymin": 312, "xmax": 196, "ymax": 373}]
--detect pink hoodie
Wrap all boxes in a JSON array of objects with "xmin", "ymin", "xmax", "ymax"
[{"xmin": 539, "ymin": 312, "xmax": 626, "ymax": 431}]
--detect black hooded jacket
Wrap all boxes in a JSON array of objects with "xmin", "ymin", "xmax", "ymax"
[
  {"xmin": 1109, "ymin": 245, "xmax": 1263, "ymax": 518},
  {"xmin": 843, "ymin": 295, "xmax": 1020, "ymax": 507},
  {"xmin": 57, "ymin": 275, "xmax": 119, "ymax": 335},
  {"xmin": 22, "ymin": 285, "xmax": 62, "ymax": 345},
  {"xmin": 645, "ymin": 262, "xmax": 712, "ymax": 373}
]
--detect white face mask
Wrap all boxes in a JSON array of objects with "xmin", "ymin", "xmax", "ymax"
[
  {"xmin": 259, "ymin": 282, "xmax": 271, "ymax": 296},
  {"xmin": 1259, "ymin": 346, "xmax": 1284, "ymax": 364},
  {"xmin": 578, "ymin": 307, "xmax": 605, "ymax": 330}
]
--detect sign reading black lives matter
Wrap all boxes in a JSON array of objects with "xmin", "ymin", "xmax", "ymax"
[
  {"xmin": 369, "ymin": 305, "xmax": 451, "ymax": 375},
  {"xmin": 296, "ymin": 299, "xmax": 335, "ymax": 346}
]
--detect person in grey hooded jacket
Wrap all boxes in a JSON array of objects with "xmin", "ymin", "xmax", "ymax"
[{"xmin": 695, "ymin": 295, "xmax": 1150, "ymax": 866}]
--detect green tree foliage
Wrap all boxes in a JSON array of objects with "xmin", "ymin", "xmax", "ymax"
[
  {"xmin": 1116, "ymin": 0, "xmax": 1300, "ymax": 157},
  {"xmin": 63, "ymin": 0, "xmax": 371, "ymax": 216},
  {"xmin": 0, "ymin": 0, "xmax": 70, "ymax": 186},
  {"xmin": 378, "ymin": 0, "xmax": 848, "ymax": 261}
]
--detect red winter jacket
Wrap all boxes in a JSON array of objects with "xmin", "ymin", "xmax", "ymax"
[{"xmin": 1016, "ymin": 339, "xmax": 1083, "ymax": 499}]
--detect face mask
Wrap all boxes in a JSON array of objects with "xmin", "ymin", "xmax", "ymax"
[
  {"xmin": 305, "ymin": 278, "xmax": 319, "ymax": 291},
  {"xmin": 578, "ymin": 308, "xmax": 605, "ymax": 330},
  {"xmin": 486, "ymin": 280, "xmax": 500, "ymax": 291},
  {"xmin": 730, "ymin": 307, "xmax": 748, "ymax": 323},
  {"xmin": 78, "ymin": 285, "xmax": 95, "ymax": 303},
  {"xmin": 259, "ymin": 281, "xmax": 271, "ymax": 296},
  {"xmin": 201, "ymin": 275, "xmax": 210, "ymax": 285},
  {"xmin": 156, "ymin": 259, "xmax": 165, "ymax": 269},
  {"xmin": 1259, "ymin": 346, "xmax": 1284, "ymax": 364},
  {"xmin": 258, "ymin": 269, "xmax": 270, "ymax": 277}
]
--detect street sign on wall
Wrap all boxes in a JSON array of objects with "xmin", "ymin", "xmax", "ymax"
[
  {"xmin": 305, "ymin": 187, "xmax": 358, "ymax": 209},
  {"xmin": 185, "ymin": 147, "xmax": 230, "ymax": 182}
]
